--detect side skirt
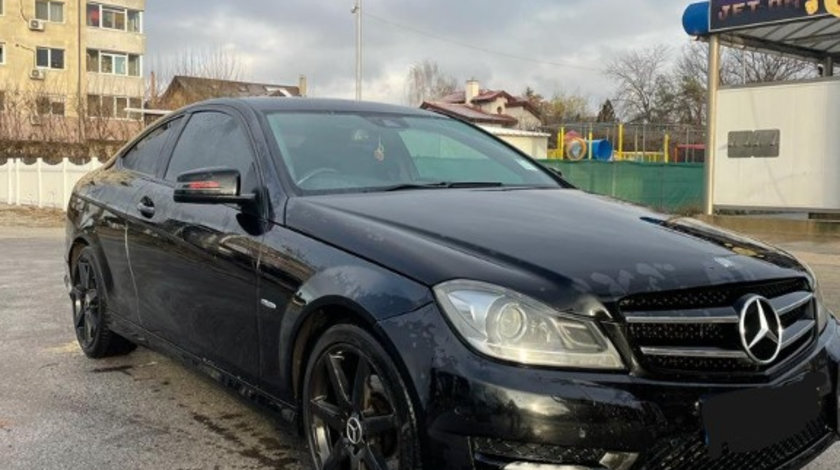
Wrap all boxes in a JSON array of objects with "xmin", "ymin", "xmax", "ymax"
[{"xmin": 108, "ymin": 313, "xmax": 300, "ymax": 426}]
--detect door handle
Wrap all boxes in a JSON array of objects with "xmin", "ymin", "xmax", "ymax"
[{"xmin": 137, "ymin": 197, "xmax": 155, "ymax": 218}]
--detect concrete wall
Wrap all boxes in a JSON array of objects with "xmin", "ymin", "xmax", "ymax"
[
  {"xmin": 502, "ymin": 134, "xmax": 548, "ymax": 159},
  {"xmin": 0, "ymin": 158, "xmax": 102, "ymax": 209},
  {"xmin": 0, "ymin": 0, "xmax": 145, "ymax": 120},
  {"xmin": 0, "ymin": 0, "xmax": 84, "ymax": 114},
  {"xmin": 480, "ymin": 126, "xmax": 549, "ymax": 159},
  {"xmin": 506, "ymin": 106, "xmax": 542, "ymax": 130},
  {"xmin": 715, "ymin": 79, "xmax": 840, "ymax": 211}
]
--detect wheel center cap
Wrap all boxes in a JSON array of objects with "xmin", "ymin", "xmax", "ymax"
[{"xmin": 346, "ymin": 416, "xmax": 363, "ymax": 445}]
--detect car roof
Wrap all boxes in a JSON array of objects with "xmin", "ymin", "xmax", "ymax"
[{"xmin": 187, "ymin": 97, "xmax": 443, "ymax": 118}]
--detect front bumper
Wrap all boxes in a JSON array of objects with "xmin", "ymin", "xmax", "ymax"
[{"xmin": 379, "ymin": 305, "xmax": 840, "ymax": 470}]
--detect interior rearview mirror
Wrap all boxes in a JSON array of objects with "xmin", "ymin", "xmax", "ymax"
[{"xmin": 173, "ymin": 167, "xmax": 256, "ymax": 205}]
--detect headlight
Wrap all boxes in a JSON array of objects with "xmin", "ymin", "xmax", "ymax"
[
  {"xmin": 804, "ymin": 263, "xmax": 829, "ymax": 333},
  {"xmin": 434, "ymin": 280, "xmax": 624, "ymax": 370}
]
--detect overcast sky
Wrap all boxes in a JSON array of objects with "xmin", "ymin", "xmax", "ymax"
[{"xmin": 146, "ymin": 1, "xmax": 695, "ymax": 107}]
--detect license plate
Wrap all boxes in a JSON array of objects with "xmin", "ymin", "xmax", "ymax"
[{"xmin": 702, "ymin": 372, "xmax": 823, "ymax": 459}]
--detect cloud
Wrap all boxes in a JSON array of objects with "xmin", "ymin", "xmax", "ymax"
[{"xmin": 145, "ymin": 0, "xmax": 694, "ymax": 107}]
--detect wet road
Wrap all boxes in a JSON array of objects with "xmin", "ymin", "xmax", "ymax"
[
  {"xmin": 0, "ymin": 226, "xmax": 838, "ymax": 469},
  {"xmin": 0, "ymin": 228, "xmax": 311, "ymax": 470}
]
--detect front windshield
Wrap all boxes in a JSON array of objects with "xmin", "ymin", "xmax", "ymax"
[{"xmin": 263, "ymin": 111, "xmax": 559, "ymax": 193}]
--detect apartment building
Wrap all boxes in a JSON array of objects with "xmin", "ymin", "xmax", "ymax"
[{"xmin": 0, "ymin": 0, "xmax": 146, "ymax": 143}]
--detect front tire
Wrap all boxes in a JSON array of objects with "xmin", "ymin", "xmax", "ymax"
[
  {"xmin": 302, "ymin": 324, "xmax": 421, "ymax": 470},
  {"xmin": 70, "ymin": 246, "xmax": 136, "ymax": 358}
]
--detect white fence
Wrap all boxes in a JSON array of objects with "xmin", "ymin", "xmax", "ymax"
[{"xmin": 0, "ymin": 158, "xmax": 103, "ymax": 210}]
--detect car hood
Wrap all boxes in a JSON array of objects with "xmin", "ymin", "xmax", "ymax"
[{"xmin": 286, "ymin": 188, "xmax": 806, "ymax": 303}]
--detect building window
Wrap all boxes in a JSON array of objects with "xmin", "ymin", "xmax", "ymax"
[
  {"xmin": 35, "ymin": 1, "xmax": 63, "ymax": 22},
  {"xmin": 36, "ymin": 94, "xmax": 65, "ymax": 116},
  {"xmin": 36, "ymin": 47, "xmax": 64, "ymax": 69},
  {"xmin": 0, "ymin": 43, "xmax": 5, "ymax": 65},
  {"xmin": 86, "ymin": 49, "xmax": 141, "ymax": 76},
  {"xmin": 87, "ymin": 3, "xmax": 142, "ymax": 32},
  {"xmin": 87, "ymin": 94, "xmax": 142, "ymax": 120}
]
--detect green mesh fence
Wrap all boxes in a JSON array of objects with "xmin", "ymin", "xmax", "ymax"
[{"xmin": 542, "ymin": 160, "xmax": 704, "ymax": 213}]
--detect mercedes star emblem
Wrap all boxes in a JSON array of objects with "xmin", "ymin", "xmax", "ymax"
[
  {"xmin": 738, "ymin": 295, "xmax": 783, "ymax": 365},
  {"xmin": 346, "ymin": 416, "xmax": 363, "ymax": 445}
]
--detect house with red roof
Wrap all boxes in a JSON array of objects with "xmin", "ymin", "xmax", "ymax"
[{"xmin": 420, "ymin": 80, "xmax": 543, "ymax": 131}]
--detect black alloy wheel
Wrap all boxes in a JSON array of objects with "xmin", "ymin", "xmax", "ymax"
[
  {"xmin": 70, "ymin": 247, "xmax": 135, "ymax": 358},
  {"xmin": 303, "ymin": 324, "xmax": 420, "ymax": 470}
]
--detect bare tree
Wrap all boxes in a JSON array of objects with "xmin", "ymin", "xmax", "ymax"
[
  {"xmin": 147, "ymin": 46, "xmax": 247, "ymax": 102},
  {"xmin": 405, "ymin": 60, "xmax": 457, "ymax": 106},
  {"xmin": 596, "ymin": 99, "xmax": 617, "ymax": 123},
  {"xmin": 605, "ymin": 45, "xmax": 673, "ymax": 123},
  {"xmin": 0, "ymin": 79, "xmax": 140, "ymax": 162},
  {"xmin": 539, "ymin": 90, "xmax": 592, "ymax": 124},
  {"xmin": 724, "ymin": 49, "xmax": 816, "ymax": 84},
  {"xmin": 669, "ymin": 43, "xmax": 724, "ymax": 125},
  {"xmin": 667, "ymin": 42, "xmax": 817, "ymax": 125}
]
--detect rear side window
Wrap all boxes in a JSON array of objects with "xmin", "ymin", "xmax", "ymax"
[
  {"xmin": 122, "ymin": 117, "xmax": 182, "ymax": 175},
  {"xmin": 164, "ymin": 111, "xmax": 255, "ymax": 185}
]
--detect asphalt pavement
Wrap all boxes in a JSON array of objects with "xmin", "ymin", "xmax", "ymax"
[{"xmin": 0, "ymin": 226, "xmax": 838, "ymax": 469}]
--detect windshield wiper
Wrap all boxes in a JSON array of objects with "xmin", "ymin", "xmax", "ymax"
[{"xmin": 379, "ymin": 182, "xmax": 504, "ymax": 192}]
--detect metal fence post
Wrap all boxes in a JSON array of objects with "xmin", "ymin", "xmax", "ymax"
[
  {"xmin": 618, "ymin": 123, "xmax": 624, "ymax": 160},
  {"xmin": 559, "ymin": 126, "xmax": 565, "ymax": 160}
]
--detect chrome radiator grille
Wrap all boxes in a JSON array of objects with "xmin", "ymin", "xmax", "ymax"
[{"xmin": 620, "ymin": 278, "xmax": 816, "ymax": 378}]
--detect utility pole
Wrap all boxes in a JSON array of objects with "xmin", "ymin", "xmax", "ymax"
[{"xmin": 352, "ymin": 0, "xmax": 363, "ymax": 100}]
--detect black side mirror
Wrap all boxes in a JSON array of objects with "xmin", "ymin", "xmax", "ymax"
[{"xmin": 174, "ymin": 167, "xmax": 256, "ymax": 205}]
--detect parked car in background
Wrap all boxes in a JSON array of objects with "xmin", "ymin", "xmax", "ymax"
[{"xmin": 66, "ymin": 98, "xmax": 840, "ymax": 470}]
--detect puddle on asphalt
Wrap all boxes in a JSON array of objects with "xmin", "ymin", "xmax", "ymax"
[{"xmin": 190, "ymin": 411, "xmax": 306, "ymax": 468}]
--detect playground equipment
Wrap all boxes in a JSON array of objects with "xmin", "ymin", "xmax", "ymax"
[
  {"xmin": 555, "ymin": 130, "xmax": 614, "ymax": 161},
  {"xmin": 548, "ymin": 123, "xmax": 704, "ymax": 163}
]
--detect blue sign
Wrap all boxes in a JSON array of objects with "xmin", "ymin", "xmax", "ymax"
[{"xmin": 709, "ymin": 0, "xmax": 836, "ymax": 32}]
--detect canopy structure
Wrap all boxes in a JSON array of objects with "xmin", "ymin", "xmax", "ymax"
[
  {"xmin": 685, "ymin": 1, "xmax": 840, "ymax": 65},
  {"xmin": 682, "ymin": 1, "xmax": 840, "ymax": 214}
]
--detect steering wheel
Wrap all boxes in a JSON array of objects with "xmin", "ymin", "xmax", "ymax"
[{"xmin": 297, "ymin": 168, "xmax": 340, "ymax": 186}]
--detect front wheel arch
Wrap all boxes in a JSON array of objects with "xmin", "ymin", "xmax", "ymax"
[
  {"xmin": 289, "ymin": 302, "xmax": 425, "ymax": 429},
  {"xmin": 291, "ymin": 301, "xmax": 378, "ymax": 404}
]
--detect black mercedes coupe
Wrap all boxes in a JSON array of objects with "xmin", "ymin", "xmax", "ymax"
[{"xmin": 65, "ymin": 98, "xmax": 840, "ymax": 470}]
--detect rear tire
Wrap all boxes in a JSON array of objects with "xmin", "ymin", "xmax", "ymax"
[
  {"xmin": 302, "ymin": 324, "xmax": 421, "ymax": 470},
  {"xmin": 70, "ymin": 246, "xmax": 136, "ymax": 358}
]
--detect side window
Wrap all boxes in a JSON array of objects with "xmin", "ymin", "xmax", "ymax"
[
  {"xmin": 164, "ymin": 111, "xmax": 256, "ymax": 188},
  {"xmin": 121, "ymin": 116, "xmax": 181, "ymax": 175}
]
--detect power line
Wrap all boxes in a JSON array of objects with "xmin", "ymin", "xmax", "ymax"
[{"xmin": 363, "ymin": 12, "xmax": 601, "ymax": 72}]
